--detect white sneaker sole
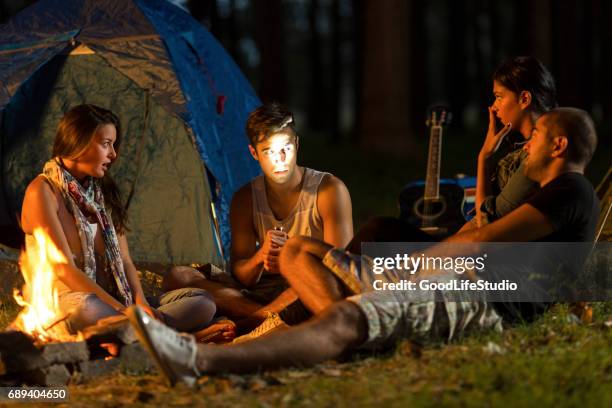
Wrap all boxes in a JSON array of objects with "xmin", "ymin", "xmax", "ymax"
[{"xmin": 126, "ymin": 306, "xmax": 180, "ymax": 387}]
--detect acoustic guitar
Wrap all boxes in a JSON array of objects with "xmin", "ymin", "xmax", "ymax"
[{"xmin": 398, "ymin": 107, "xmax": 474, "ymax": 238}]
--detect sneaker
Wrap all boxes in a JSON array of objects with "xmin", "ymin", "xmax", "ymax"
[
  {"xmin": 126, "ymin": 305, "xmax": 200, "ymax": 387},
  {"xmin": 232, "ymin": 312, "xmax": 288, "ymax": 344}
]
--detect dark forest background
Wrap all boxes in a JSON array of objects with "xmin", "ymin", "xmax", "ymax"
[
  {"xmin": 2, "ymin": 0, "xmax": 610, "ymax": 184},
  {"xmin": 190, "ymin": 0, "xmax": 610, "ymax": 164}
]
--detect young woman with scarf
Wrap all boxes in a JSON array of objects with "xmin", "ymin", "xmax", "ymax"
[{"xmin": 20, "ymin": 104, "xmax": 234, "ymax": 342}]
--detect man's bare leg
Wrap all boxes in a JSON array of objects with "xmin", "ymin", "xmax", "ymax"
[
  {"xmin": 233, "ymin": 288, "xmax": 300, "ymax": 333},
  {"xmin": 195, "ymin": 301, "xmax": 368, "ymax": 373},
  {"xmin": 257, "ymin": 288, "xmax": 298, "ymax": 313},
  {"xmin": 278, "ymin": 236, "xmax": 345, "ymax": 314},
  {"xmin": 165, "ymin": 234, "xmax": 343, "ymax": 321},
  {"xmin": 163, "ymin": 266, "xmax": 263, "ymax": 318}
]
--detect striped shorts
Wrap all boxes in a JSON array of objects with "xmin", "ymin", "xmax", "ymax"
[{"xmin": 322, "ymin": 248, "xmax": 503, "ymax": 349}]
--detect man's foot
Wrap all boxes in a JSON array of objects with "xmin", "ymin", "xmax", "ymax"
[
  {"xmin": 232, "ymin": 312, "xmax": 288, "ymax": 344},
  {"xmin": 126, "ymin": 305, "xmax": 200, "ymax": 387},
  {"xmin": 194, "ymin": 318, "xmax": 237, "ymax": 343}
]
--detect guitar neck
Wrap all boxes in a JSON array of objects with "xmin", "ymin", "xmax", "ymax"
[{"xmin": 424, "ymin": 125, "xmax": 442, "ymax": 200}]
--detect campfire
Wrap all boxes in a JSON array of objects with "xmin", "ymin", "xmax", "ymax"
[
  {"xmin": 12, "ymin": 228, "xmax": 77, "ymax": 343},
  {"xmin": 0, "ymin": 229, "xmax": 155, "ymax": 386}
]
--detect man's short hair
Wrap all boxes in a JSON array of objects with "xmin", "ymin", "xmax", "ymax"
[
  {"xmin": 246, "ymin": 103, "xmax": 297, "ymax": 146},
  {"xmin": 544, "ymin": 107, "xmax": 598, "ymax": 167}
]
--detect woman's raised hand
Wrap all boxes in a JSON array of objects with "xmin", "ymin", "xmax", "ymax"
[{"xmin": 480, "ymin": 106, "xmax": 512, "ymax": 160}]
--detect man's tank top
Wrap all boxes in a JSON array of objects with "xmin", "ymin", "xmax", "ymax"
[{"xmin": 251, "ymin": 167, "xmax": 329, "ymax": 244}]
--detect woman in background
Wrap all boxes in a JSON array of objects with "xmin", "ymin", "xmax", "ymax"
[
  {"xmin": 344, "ymin": 56, "xmax": 557, "ymax": 250},
  {"xmin": 475, "ymin": 55, "xmax": 557, "ymax": 226}
]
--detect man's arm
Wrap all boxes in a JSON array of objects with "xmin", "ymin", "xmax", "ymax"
[
  {"xmin": 419, "ymin": 203, "xmax": 554, "ymax": 262},
  {"xmin": 229, "ymin": 185, "xmax": 266, "ymax": 287},
  {"xmin": 446, "ymin": 203, "xmax": 554, "ymax": 243},
  {"xmin": 317, "ymin": 175, "xmax": 353, "ymax": 248}
]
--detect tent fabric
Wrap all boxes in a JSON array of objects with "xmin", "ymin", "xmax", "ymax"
[
  {"xmin": 0, "ymin": 0, "xmax": 261, "ymax": 263},
  {"xmin": 0, "ymin": 32, "xmax": 77, "ymax": 108},
  {"xmin": 136, "ymin": 0, "xmax": 262, "ymax": 247},
  {"xmin": 87, "ymin": 37, "xmax": 189, "ymax": 117},
  {"xmin": 2, "ymin": 53, "xmax": 219, "ymax": 265}
]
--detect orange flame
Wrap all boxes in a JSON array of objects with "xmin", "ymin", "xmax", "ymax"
[{"xmin": 12, "ymin": 228, "xmax": 78, "ymax": 343}]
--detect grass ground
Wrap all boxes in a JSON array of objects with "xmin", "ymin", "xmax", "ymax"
[
  {"xmin": 0, "ymin": 131, "xmax": 610, "ymax": 407},
  {"xmin": 0, "ymin": 295, "xmax": 609, "ymax": 407}
]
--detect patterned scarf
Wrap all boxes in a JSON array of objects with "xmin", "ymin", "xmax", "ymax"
[
  {"xmin": 493, "ymin": 148, "xmax": 527, "ymax": 191},
  {"xmin": 42, "ymin": 158, "xmax": 133, "ymax": 306}
]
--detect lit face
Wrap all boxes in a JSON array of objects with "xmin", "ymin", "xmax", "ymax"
[
  {"xmin": 523, "ymin": 115, "xmax": 554, "ymax": 181},
  {"xmin": 69, "ymin": 124, "xmax": 118, "ymax": 179},
  {"xmin": 250, "ymin": 132, "xmax": 298, "ymax": 185},
  {"xmin": 491, "ymin": 80, "xmax": 527, "ymax": 132}
]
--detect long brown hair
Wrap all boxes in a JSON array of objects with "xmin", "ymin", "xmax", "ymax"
[{"xmin": 53, "ymin": 104, "xmax": 128, "ymax": 234}]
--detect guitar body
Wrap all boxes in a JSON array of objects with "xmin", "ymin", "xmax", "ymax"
[
  {"xmin": 398, "ymin": 180, "xmax": 466, "ymax": 237},
  {"xmin": 397, "ymin": 107, "xmax": 477, "ymax": 239}
]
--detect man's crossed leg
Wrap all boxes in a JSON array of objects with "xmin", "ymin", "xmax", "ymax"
[{"xmin": 161, "ymin": 236, "xmax": 337, "ymax": 324}]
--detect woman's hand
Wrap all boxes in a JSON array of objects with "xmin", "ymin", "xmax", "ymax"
[
  {"xmin": 135, "ymin": 295, "xmax": 165, "ymax": 323},
  {"xmin": 480, "ymin": 107, "xmax": 512, "ymax": 160}
]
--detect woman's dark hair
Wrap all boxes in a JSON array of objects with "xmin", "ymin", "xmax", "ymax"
[
  {"xmin": 493, "ymin": 56, "xmax": 558, "ymax": 115},
  {"xmin": 53, "ymin": 104, "xmax": 128, "ymax": 234}
]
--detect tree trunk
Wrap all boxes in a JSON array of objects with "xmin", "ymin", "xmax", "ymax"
[
  {"xmin": 187, "ymin": 0, "xmax": 218, "ymax": 29},
  {"xmin": 552, "ymin": 0, "xmax": 585, "ymax": 107},
  {"xmin": 226, "ymin": 0, "xmax": 242, "ymax": 68},
  {"xmin": 253, "ymin": 0, "xmax": 287, "ymax": 102},
  {"xmin": 358, "ymin": 0, "xmax": 414, "ymax": 154},
  {"xmin": 307, "ymin": 0, "xmax": 328, "ymax": 131},
  {"xmin": 410, "ymin": 0, "xmax": 427, "ymax": 133},
  {"xmin": 522, "ymin": 0, "xmax": 552, "ymax": 65},
  {"xmin": 597, "ymin": 0, "xmax": 611, "ymax": 123},
  {"xmin": 330, "ymin": 0, "xmax": 342, "ymax": 142},
  {"xmin": 448, "ymin": 0, "xmax": 467, "ymax": 129},
  {"xmin": 350, "ymin": 0, "xmax": 365, "ymax": 142}
]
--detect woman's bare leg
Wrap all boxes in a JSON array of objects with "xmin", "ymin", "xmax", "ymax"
[{"xmin": 163, "ymin": 266, "xmax": 263, "ymax": 318}]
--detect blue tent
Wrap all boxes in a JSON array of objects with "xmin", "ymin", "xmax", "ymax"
[{"xmin": 0, "ymin": 0, "xmax": 261, "ymax": 265}]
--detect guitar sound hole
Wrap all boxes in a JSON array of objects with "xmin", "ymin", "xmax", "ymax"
[{"xmin": 413, "ymin": 197, "xmax": 447, "ymax": 220}]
